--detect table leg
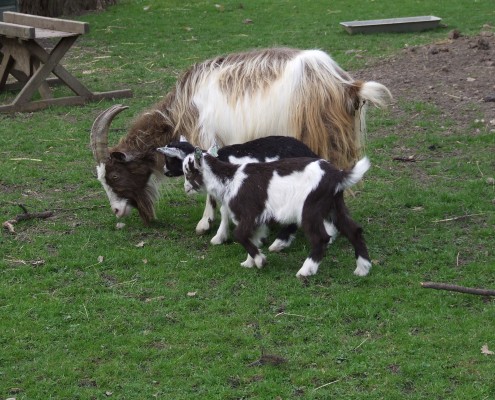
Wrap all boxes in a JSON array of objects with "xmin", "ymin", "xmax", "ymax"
[{"xmin": 12, "ymin": 35, "xmax": 78, "ymax": 106}]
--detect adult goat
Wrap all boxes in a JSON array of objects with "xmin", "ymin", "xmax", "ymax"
[{"xmin": 90, "ymin": 47, "xmax": 391, "ymax": 229}]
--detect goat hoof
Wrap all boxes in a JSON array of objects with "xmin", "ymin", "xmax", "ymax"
[
  {"xmin": 354, "ymin": 257, "xmax": 371, "ymax": 276},
  {"xmin": 195, "ymin": 219, "xmax": 211, "ymax": 235},
  {"xmin": 210, "ymin": 235, "xmax": 227, "ymax": 245}
]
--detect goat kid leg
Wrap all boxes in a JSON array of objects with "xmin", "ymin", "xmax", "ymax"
[
  {"xmin": 333, "ymin": 195, "xmax": 372, "ymax": 276},
  {"xmin": 252, "ymin": 224, "xmax": 269, "ymax": 247},
  {"xmin": 210, "ymin": 204, "xmax": 230, "ymax": 245},
  {"xmin": 269, "ymin": 223, "xmax": 297, "ymax": 252},
  {"xmin": 196, "ymin": 194, "xmax": 216, "ymax": 234},
  {"xmin": 234, "ymin": 223, "xmax": 267, "ymax": 269},
  {"xmin": 296, "ymin": 222, "xmax": 330, "ymax": 278},
  {"xmin": 324, "ymin": 220, "xmax": 339, "ymax": 245}
]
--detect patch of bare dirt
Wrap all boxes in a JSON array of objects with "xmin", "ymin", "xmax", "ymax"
[{"xmin": 355, "ymin": 28, "xmax": 495, "ymax": 136}]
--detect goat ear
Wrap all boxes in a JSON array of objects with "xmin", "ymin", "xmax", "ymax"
[
  {"xmin": 156, "ymin": 146, "xmax": 187, "ymax": 160},
  {"xmin": 110, "ymin": 151, "xmax": 132, "ymax": 162}
]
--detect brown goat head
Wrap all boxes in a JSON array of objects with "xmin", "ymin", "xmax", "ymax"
[{"xmin": 91, "ymin": 104, "xmax": 172, "ymax": 225}]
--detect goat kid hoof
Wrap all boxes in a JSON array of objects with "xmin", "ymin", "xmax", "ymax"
[
  {"xmin": 241, "ymin": 258, "xmax": 255, "ymax": 268},
  {"xmin": 296, "ymin": 258, "xmax": 320, "ymax": 277},
  {"xmin": 254, "ymin": 254, "xmax": 267, "ymax": 269},
  {"xmin": 268, "ymin": 239, "xmax": 288, "ymax": 252},
  {"xmin": 296, "ymin": 267, "xmax": 317, "ymax": 278},
  {"xmin": 296, "ymin": 270, "xmax": 313, "ymax": 278},
  {"xmin": 354, "ymin": 257, "xmax": 372, "ymax": 276}
]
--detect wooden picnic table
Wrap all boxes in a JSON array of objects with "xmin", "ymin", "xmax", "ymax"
[{"xmin": 0, "ymin": 12, "xmax": 132, "ymax": 113}]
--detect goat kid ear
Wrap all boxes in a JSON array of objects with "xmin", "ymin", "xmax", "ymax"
[
  {"xmin": 194, "ymin": 147, "xmax": 203, "ymax": 166},
  {"xmin": 207, "ymin": 143, "xmax": 219, "ymax": 158},
  {"xmin": 156, "ymin": 146, "xmax": 187, "ymax": 160},
  {"xmin": 110, "ymin": 151, "xmax": 133, "ymax": 162}
]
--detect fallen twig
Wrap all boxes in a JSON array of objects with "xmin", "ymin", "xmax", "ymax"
[
  {"xmin": 314, "ymin": 379, "xmax": 341, "ymax": 391},
  {"xmin": 421, "ymin": 282, "xmax": 495, "ymax": 296},
  {"xmin": 433, "ymin": 213, "xmax": 484, "ymax": 223},
  {"xmin": 393, "ymin": 155, "xmax": 417, "ymax": 162},
  {"xmin": 2, "ymin": 204, "xmax": 53, "ymax": 234}
]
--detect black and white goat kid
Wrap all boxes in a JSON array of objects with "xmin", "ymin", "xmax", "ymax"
[
  {"xmin": 181, "ymin": 147, "xmax": 372, "ymax": 278},
  {"xmin": 157, "ymin": 136, "xmax": 327, "ymax": 249}
]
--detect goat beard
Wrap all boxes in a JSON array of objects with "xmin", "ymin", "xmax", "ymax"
[{"xmin": 135, "ymin": 175, "xmax": 160, "ymax": 225}]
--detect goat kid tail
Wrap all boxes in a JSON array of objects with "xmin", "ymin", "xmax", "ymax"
[{"xmin": 335, "ymin": 157, "xmax": 371, "ymax": 193}]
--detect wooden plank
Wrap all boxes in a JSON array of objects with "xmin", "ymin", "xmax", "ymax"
[
  {"xmin": 0, "ymin": 36, "xmax": 32, "ymax": 75},
  {"xmin": 0, "ymin": 90, "xmax": 132, "ymax": 113},
  {"xmin": 12, "ymin": 35, "xmax": 77, "ymax": 105},
  {"xmin": 92, "ymin": 89, "xmax": 133, "ymax": 100},
  {"xmin": 32, "ymin": 58, "xmax": 53, "ymax": 99},
  {"xmin": 3, "ymin": 77, "xmax": 61, "ymax": 92},
  {"xmin": 34, "ymin": 27, "xmax": 77, "ymax": 39},
  {"xmin": 0, "ymin": 51, "xmax": 14, "ymax": 89},
  {"xmin": 2, "ymin": 12, "xmax": 89, "ymax": 35},
  {"xmin": 24, "ymin": 39, "xmax": 93, "ymax": 98},
  {"xmin": 0, "ymin": 21, "xmax": 35, "ymax": 39},
  {"xmin": 0, "ymin": 95, "xmax": 88, "ymax": 113}
]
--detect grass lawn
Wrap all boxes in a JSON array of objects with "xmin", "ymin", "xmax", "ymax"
[{"xmin": 1, "ymin": 0, "xmax": 494, "ymax": 398}]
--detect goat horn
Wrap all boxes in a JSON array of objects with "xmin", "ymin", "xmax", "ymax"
[{"xmin": 90, "ymin": 104, "xmax": 129, "ymax": 163}]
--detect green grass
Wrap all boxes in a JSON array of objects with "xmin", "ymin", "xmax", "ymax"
[{"xmin": 1, "ymin": 0, "xmax": 495, "ymax": 399}]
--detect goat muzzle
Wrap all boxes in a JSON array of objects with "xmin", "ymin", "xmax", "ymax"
[{"xmin": 90, "ymin": 104, "xmax": 129, "ymax": 163}]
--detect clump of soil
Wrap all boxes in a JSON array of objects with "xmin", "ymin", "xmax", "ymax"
[{"xmin": 355, "ymin": 28, "xmax": 495, "ymax": 135}]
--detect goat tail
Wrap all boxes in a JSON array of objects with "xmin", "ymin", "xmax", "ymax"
[
  {"xmin": 359, "ymin": 81, "xmax": 392, "ymax": 109},
  {"xmin": 353, "ymin": 81, "xmax": 392, "ymax": 157},
  {"xmin": 336, "ymin": 157, "xmax": 371, "ymax": 193}
]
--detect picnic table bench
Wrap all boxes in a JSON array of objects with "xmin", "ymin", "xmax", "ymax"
[{"xmin": 0, "ymin": 12, "xmax": 132, "ymax": 113}]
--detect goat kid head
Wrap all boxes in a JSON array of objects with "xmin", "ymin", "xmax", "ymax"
[
  {"xmin": 156, "ymin": 136, "xmax": 195, "ymax": 177},
  {"xmin": 91, "ymin": 105, "xmax": 159, "ymax": 225},
  {"xmin": 157, "ymin": 143, "xmax": 219, "ymax": 195}
]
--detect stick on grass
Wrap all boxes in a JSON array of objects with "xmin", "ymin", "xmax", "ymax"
[
  {"xmin": 421, "ymin": 282, "xmax": 495, "ymax": 296},
  {"xmin": 2, "ymin": 204, "xmax": 53, "ymax": 234}
]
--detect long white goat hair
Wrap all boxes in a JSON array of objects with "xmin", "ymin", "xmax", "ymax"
[{"xmin": 170, "ymin": 48, "xmax": 391, "ymax": 169}]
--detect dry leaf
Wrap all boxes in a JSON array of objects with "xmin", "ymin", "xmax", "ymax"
[
  {"xmin": 3, "ymin": 221, "xmax": 15, "ymax": 234},
  {"xmin": 243, "ymin": 18, "xmax": 253, "ymax": 24},
  {"xmin": 481, "ymin": 344, "xmax": 494, "ymax": 355},
  {"xmin": 97, "ymin": 256, "xmax": 104, "ymax": 263},
  {"xmin": 135, "ymin": 241, "xmax": 145, "ymax": 248},
  {"xmin": 187, "ymin": 291, "xmax": 197, "ymax": 297},
  {"xmin": 116, "ymin": 222, "xmax": 126, "ymax": 229}
]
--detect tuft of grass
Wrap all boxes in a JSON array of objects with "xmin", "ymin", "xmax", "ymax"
[{"xmin": 1, "ymin": 1, "xmax": 495, "ymax": 399}]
